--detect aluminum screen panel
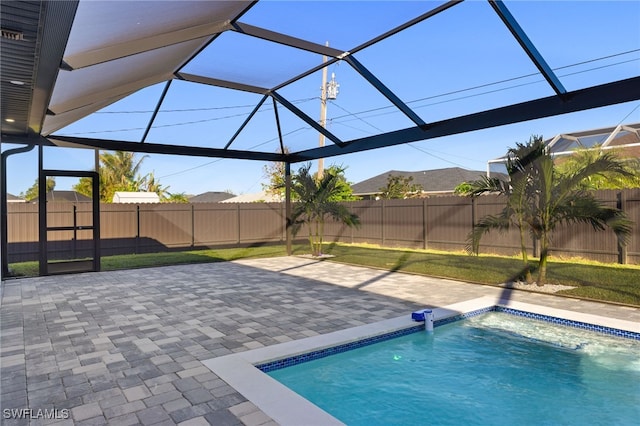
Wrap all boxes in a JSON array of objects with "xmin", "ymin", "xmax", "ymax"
[
  {"xmin": 502, "ymin": 0, "xmax": 640, "ymax": 92},
  {"xmin": 240, "ymin": 0, "xmax": 445, "ymax": 52},
  {"xmin": 181, "ymin": 31, "xmax": 325, "ymax": 89},
  {"xmin": 49, "ymin": 37, "xmax": 209, "ymax": 116},
  {"xmin": 63, "ymin": 1, "xmax": 249, "ymax": 68},
  {"xmin": 355, "ymin": 1, "xmax": 555, "ymax": 124}
]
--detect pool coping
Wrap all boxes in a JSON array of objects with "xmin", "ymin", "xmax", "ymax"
[{"xmin": 202, "ymin": 296, "xmax": 640, "ymax": 426}]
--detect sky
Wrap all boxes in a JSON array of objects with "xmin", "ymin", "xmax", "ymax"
[{"xmin": 3, "ymin": 0, "xmax": 640, "ymax": 198}]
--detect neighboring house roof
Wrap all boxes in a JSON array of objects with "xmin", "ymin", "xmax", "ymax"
[
  {"xmin": 7, "ymin": 193, "xmax": 25, "ymax": 203},
  {"xmin": 46, "ymin": 191, "xmax": 92, "ymax": 202},
  {"xmin": 112, "ymin": 192, "xmax": 160, "ymax": 203},
  {"xmin": 351, "ymin": 167, "xmax": 488, "ymax": 196},
  {"xmin": 220, "ymin": 191, "xmax": 282, "ymax": 203},
  {"xmin": 189, "ymin": 191, "xmax": 235, "ymax": 203}
]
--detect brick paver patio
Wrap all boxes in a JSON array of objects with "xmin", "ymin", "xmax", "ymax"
[{"xmin": 2, "ymin": 256, "xmax": 639, "ymax": 425}]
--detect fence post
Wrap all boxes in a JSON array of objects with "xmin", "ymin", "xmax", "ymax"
[
  {"xmin": 237, "ymin": 203, "xmax": 241, "ymax": 245},
  {"xmin": 72, "ymin": 204, "xmax": 77, "ymax": 259},
  {"xmin": 381, "ymin": 200, "xmax": 385, "ymax": 247},
  {"xmin": 471, "ymin": 196, "xmax": 476, "ymax": 228},
  {"xmin": 191, "ymin": 204, "xmax": 195, "ymax": 248},
  {"xmin": 135, "ymin": 205, "xmax": 140, "ymax": 254},
  {"xmin": 617, "ymin": 191, "xmax": 627, "ymax": 265},
  {"xmin": 422, "ymin": 198, "xmax": 428, "ymax": 250},
  {"xmin": 351, "ymin": 204, "xmax": 354, "ymax": 244}
]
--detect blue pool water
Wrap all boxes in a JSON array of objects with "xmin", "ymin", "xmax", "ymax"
[{"xmin": 267, "ymin": 312, "xmax": 640, "ymax": 425}]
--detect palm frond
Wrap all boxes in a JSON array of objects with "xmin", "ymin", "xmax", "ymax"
[
  {"xmin": 549, "ymin": 191, "xmax": 633, "ymax": 244},
  {"xmin": 324, "ymin": 203, "xmax": 361, "ymax": 228},
  {"xmin": 465, "ymin": 176, "xmax": 510, "ymax": 197},
  {"xmin": 289, "ymin": 163, "xmax": 360, "ymax": 240},
  {"xmin": 466, "ymin": 213, "xmax": 511, "ymax": 254},
  {"xmin": 556, "ymin": 152, "xmax": 632, "ymax": 197}
]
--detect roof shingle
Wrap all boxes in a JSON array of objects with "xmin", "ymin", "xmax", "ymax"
[{"xmin": 351, "ymin": 167, "xmax": 488, "ymax": 195}]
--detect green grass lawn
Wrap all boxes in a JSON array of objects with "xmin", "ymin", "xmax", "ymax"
[
  {"xmin": 321, "ymin": 243, "xmax": 640, "ymax": 306},
  {"xmin": 8, "ymin": 245, "xmax": 293, "ymax": 278},
  {"xmin": 8, "ymin": 243, "xmax": 640, "ymax": 306}
]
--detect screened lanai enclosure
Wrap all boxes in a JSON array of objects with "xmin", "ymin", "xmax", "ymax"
[
  {"xmin": 488, "ymin": 123, "xmax": 640, "ymax": 177},
  {"xmin": 2, "ymin": 0, "xmax": 640, "ymax": 277}
]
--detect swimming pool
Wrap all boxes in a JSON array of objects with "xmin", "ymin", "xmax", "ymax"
[
  {"xmin": 266, "ymin": 311, "xmax": 640, "ymax": 425},
  {"xmin": 203, "ymin": 297, "xmax": 640, "ymax": 425}
]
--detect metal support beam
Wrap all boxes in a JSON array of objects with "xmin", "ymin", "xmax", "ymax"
[
  {"xmin": 177, "ymin": 72, "xmax": 270, "ymax": 95},
  {"xmin": 285, "ymin": 161, "xmax": 292, "ymax": 256},
  {"xmin": 1, "ymin": 144, "xmax": 35, "ymax": 278},
  {"xmin": 231, "ymin": 22, "xmax": 343, "ymax": 57},
  {"xmin": 489, "ymin": 0, "xmax": 567, "ymax": 98},
  {"xmin": 38, "ymin": 145, "xmax": 45, "ymax": 276},
  {"xmin": 345, "ymin": 55, "xmax": 427, "ymax": 128},
  {"xmin": 142, "ymin": 80, "xmax": 172, "ymax": 143},
  {"xmin": 290, "ymin": 76, "xmax": 640, "ymax": 162},
  {"xmin": 45, "ymin": 135, "xmax": 287, "ymax": 162},
  {"xmin": 272, "ymin": 98, "xmax": 286, "ymax": 154},
  {"xmin": 224, "ymin": 95, "xmax": 269, "ymax": 149},
  {"xmin": 8, "ymin": 76, "xmax": 640, "ymax": 165},
  {"xmin": 270, "ymin": 91, "xmax": 344, "ymax": 147}
]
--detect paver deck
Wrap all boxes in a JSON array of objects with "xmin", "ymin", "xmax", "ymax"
[{"xmin": 1, "ymin": 256, "xmax": 639, "ymax": 425}]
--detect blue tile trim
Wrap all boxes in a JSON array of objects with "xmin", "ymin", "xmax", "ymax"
[
  {"xmin": 257, "ymin": 306, "xmax": 639, "ymax": 372},
  {"xmin": 494, "ymin": 306, "xmax": 640, "ymax": 341},
  {"xmin": 433, "ymin": 306, "xmax": 494, "ymax": 327},
  {"xmin": 257, "ymin": 325, "xmax": 423, "ymax": 373}
]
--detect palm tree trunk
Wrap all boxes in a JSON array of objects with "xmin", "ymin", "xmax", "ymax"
[
  {"xmin": 319, "ymin": 219, "xmax": 325, "ymax": 255},
  {"xmin": 517, "ymin": 222, "xmax": 532, "ymax": 283},
  {"xmin": 308, "ymin": 223, "xmax": 315, "ymax": 255},
  {"xmin": 537, "ymin": 232, "xmax": 549, "ymax": 286},
  {"xmin": 313, "ymin": 219, "xmax": 321, "ymax": 256}
]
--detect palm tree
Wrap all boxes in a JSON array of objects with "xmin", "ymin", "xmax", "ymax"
[
  {"xmin": 468, "ymin": 136, "xmax": 633, "ymax": 285},
  {"xmin": 143, "ymin": 171, "xmax": 170, "ymax": 200},
  {"xmin": 162, "ymin": 192, "xmax": 189, "ymax": 203},
  {"xmin": 466, "ymin": 137, "xmax": 545, "ymax": 283},
  {"xmin": 101, "ymin": 151, "xmax": 148, "ymax": 191},
  {"xmin": 290, "ymin": 163, "xmax": 360, "ymax": 256},
  {"xmin": 555, "ymin": 148, "xmax": 640, "ymax": 190},
  {"xmin": 74, "ymin": 151, "xmax": 149, "ymax": 202}
]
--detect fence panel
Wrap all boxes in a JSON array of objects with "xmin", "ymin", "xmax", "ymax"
[
  {"xmin": 239, "ymin": 203, "xmax": 284, "ymax": 243},
  {"xmin": 426, "ymin": 196, "xmax": 472, "ymax": 252},
  {"xmin": 138, "ymin": 204, "xmax": 193, "ymax": 252},
  {"xmin": 625, "ymin": 189, "xmax": 640, "ymax": 264},
  {"xmin": 6, "ymin": 189, "xmax": 640, "ymax": 266},
  {"xmin": 381, "ymin": 199, "xmax": 424, "ymax": 248},
  {"xmin": 473, "ymin": 194, "xmax": 526, "ymax": 257},
  {"xmin": 347, "ymin": 200, "xmax": 383, "ymax": 245},
  {"xmin": 194, "ymin": 203, "xmax": 239, "ymax": 246},
  {"xmin": 549, "ymin": 190, "xmax": 619, "ymax": 263},
  {"xmin": 7, "ymin": 203, "xmax": 38, "ymax": 262},
  {"xmin": 322, "ymin": 201, "xmax": 362, "ymax": 245},
  {"xmin": 100, "ymin": 204, "xmax": 138, "ymax": 256}
]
